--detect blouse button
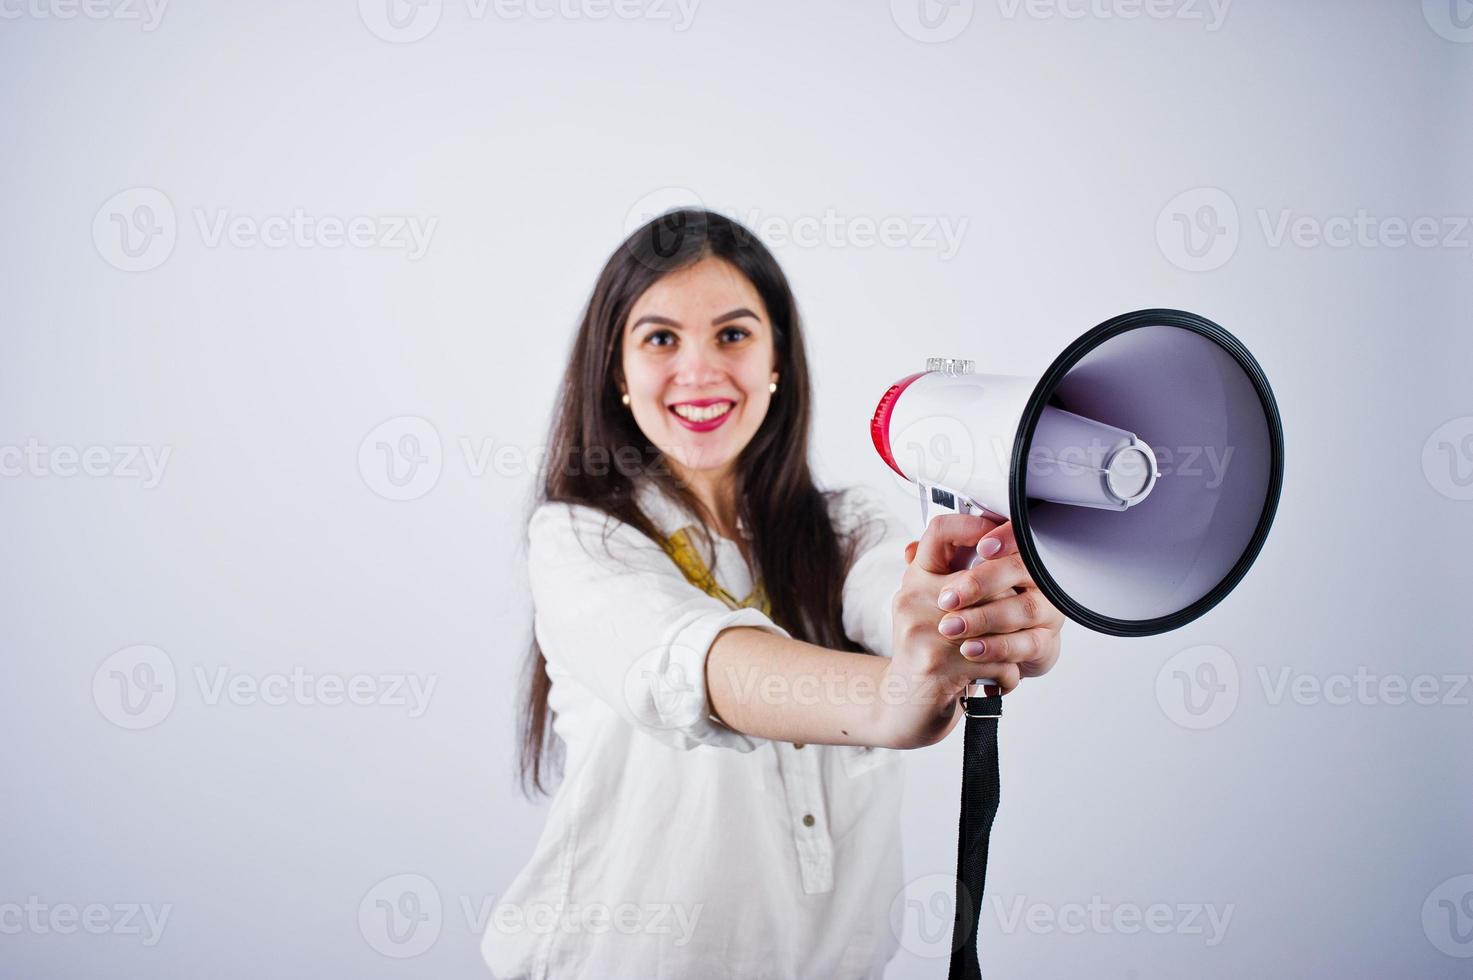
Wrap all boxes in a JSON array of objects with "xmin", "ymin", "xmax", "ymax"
[{"xmin": 802, "ymin": 813, "xmax": 815, "ymax": 828}]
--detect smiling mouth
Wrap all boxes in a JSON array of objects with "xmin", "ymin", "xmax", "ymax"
[
  {"xmin": 668, "ymin": 399, "xmax": 736, "ymax": 431},
  {"xmin": 670, "ymin": 401, "xmax": 734, "ymax": 422}
]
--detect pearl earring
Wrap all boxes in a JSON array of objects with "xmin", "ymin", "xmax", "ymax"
[
  {"xmin": 769, "ymin": 380, "xmax": 778, "ymax": 394},
  {"xmin": 621, "ymin": 392, "xmax": 631, "ymax": 407}
]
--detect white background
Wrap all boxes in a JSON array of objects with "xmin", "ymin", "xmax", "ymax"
[{"xmin": 2, "ymin": 0, "xmax": 1471, "ymax": 976}]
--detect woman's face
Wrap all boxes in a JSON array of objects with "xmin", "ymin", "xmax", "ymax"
[{"xmin": 620, "ymin": 256, "xmax": 777, "ymax": 484}]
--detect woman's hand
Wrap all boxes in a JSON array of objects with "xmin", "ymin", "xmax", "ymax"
[
  {"xmin": 879, "ymin": 514, "xmax": 1018, "ymax": 748},
  {"xmin": 878, "ymin": 515, "xmax": 1066, "ymax": 749},
  {"xmin": 922, "ymin": 520, "xmax": 1065, "ymax": 682}
]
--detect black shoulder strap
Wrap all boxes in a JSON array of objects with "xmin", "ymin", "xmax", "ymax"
[{"xmin": 948, "ymin": 691, "xmax": 1003, "ymax": 980}]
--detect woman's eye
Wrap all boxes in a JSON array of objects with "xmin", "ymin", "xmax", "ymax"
[
  {"xmin": 645, "ymin": 330, "xmax": 676, "ymax": 348},
  {"xmin": 719, "ymin": 326, "xmax": 751, "ymax": 344}
]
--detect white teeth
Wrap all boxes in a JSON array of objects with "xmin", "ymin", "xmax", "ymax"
[{"xmin": 672, "ymin": 402, "xmax": 733, "ymax": 423}]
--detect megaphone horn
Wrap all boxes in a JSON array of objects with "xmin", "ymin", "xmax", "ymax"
[{"xmin": 871, "ymin": 308, "xmax": 1285, "ymax": 637}]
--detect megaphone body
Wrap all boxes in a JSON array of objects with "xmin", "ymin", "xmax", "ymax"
[{"xmin": 871, "ymin": 309, "xmax": 1284, "ymax": 638}]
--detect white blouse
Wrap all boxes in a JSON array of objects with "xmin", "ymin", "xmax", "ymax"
[{"xmin": 483, "ymin": 481, "xmax": 914, "ymax": 980}]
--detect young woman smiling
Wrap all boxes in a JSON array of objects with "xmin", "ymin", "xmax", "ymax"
[{"xmin": 483, "ymin": 210, "xmax": 1065, "ymax": 979}]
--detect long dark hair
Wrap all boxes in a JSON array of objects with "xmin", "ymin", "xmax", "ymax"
[{"xmin": 518, "ymin": 209, "xmax": 864, "ymax": 795}]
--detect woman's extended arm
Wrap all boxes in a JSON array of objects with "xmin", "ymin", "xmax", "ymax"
[{"xmin": 708, "ymin": 513, "xmax": 1059, "ymax": 750}]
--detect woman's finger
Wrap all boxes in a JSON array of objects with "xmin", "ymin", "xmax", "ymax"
[
  {"xmin": 937, "ymin": 553, "xmax": 1034, "ymax": 611},
  {"xmin": 912, "ymin": 514, "xmax": 997, "ymax": 575},
  {"xmin": 903, "ymin": 540, "xmax": 918, "ymax": 564},
  {"xmin": 957, "ymin": 625, "xmax": 1058, "ymax": 669},
  {"xmin": 939, "ymin": 589, "xmax": 1051, "ymax": 642},
  {"xmin": 970, "ymin": 520, "xmax": 1017, "ymax": 565}
]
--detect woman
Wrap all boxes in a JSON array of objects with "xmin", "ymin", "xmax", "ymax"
[{"xmin": 484, "ymin": 209, "xmax": 1064, "ymax": 979}]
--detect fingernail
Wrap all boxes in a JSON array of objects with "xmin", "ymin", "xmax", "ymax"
[
  {"xmin": 938, "ymin": 589, "xmax": 959, "ymax": 610},
  {"xmin": 939, "ymin": 616, "xmax": 965, "ymax": 637},
  {"xmin": 980, "ymin": 538, "xmax": 1002, "ymax": 557},
  {"xmin": 961, "ymin": 639, "xmax": 985, "ymax": 659}
]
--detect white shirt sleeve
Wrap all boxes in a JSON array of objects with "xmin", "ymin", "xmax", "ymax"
[
  {"xmin": 833, "ymin": 487, "xmax": 914, "ymax": 659},
  {"xmin": 528, "ymin": 502, "xmax": 790, "ymax": 752}
]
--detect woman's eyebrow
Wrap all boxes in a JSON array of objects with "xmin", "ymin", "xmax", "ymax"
[
  {"xmin": 712, "ymin": 307, "xmax": 762, "ymax": 325},
  {"xmin": 630, "ymin": 314, "xmax": 681, "ymax": 331}
]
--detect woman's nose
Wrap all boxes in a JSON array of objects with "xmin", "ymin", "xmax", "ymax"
[{"xmin": 671, "ymin": 346, "xmax": 725, "ymax": 388}]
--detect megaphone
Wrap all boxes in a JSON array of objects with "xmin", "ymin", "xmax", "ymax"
[
  {"xmin": 871, "ymin": 308, "xmax": 1284, "ymax": 636},
  {"xmin": 872, "ymin": 309, "xmax": 1284, "ymax": 980}
]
